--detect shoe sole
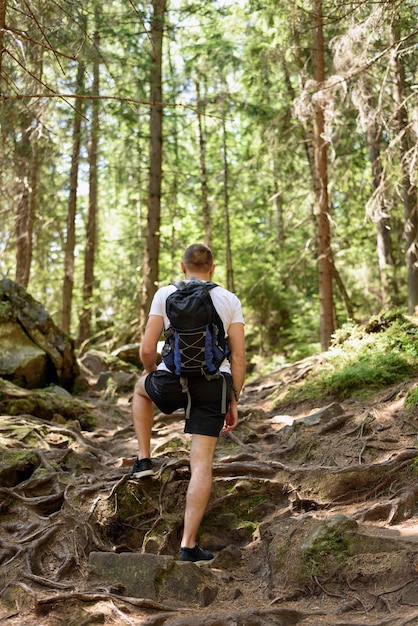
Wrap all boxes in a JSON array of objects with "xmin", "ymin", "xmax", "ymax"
[
  {"xmin": 179, "ymin": 557, "xmax": 215, "ymax": 567},
  {"xmin": 194, "ymin": 558, "xmax": 215, "ymax": 567},
  {"xmin": 131, "ymin": 469, "xmax": 155, "ymax": 479}
]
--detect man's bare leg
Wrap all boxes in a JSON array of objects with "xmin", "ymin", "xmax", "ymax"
[
  {"xmin": 181, "ymin": 433, "xmax": 218, "ymax": 548},
  {"xmin": 132, "ymin": 375, "xmax": 154, "ymax": 460}
]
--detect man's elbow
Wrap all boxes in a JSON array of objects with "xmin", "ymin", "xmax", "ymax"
[
  {"xmin": 231, "ymin": 351, "xmax": 246, "ymax": 368},
  {"xmin": 140, "ymin": 343, "xmax": 156, "ymax": 363}
]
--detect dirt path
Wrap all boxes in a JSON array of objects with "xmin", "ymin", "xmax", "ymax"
[{"xmin": 1, "ymin": 371, "xmax": 418, "ymax": 625}]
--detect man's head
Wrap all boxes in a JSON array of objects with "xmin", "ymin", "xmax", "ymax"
[{"xmin": 181, "ymin": 244, "xmax": 215, "ymax": 278}]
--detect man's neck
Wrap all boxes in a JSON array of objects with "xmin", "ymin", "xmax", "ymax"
[{"xmin": 184, "ymin": 272, "xmax": 211, "ymax": 281}]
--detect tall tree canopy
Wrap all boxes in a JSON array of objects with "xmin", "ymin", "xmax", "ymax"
[{"xmin": 0, "ymin": 0, "xmax": 417, "ymax": 362}]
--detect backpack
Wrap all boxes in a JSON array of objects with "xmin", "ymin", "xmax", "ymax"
[{"xmin": 161, "ymin": 279, "xmax": 230, "ymax": 378}]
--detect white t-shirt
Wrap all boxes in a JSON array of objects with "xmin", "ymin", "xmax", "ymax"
[{"xmin": 149, "ymin": 281, "xmax": 245, "ymax": 374}]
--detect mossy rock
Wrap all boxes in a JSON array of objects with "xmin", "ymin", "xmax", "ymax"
[
  {"xmin": 0, "ymin": 378, "xmax": 95, "ymax": 430},
  {"xmin": 269, "ymin": 514, "xmax": 416, "ymax": 593},
  {"xmin": 0, "ymin": 451, "xmax": 40, "ymax": 488}
]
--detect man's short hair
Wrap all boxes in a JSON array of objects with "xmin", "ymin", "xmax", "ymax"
[{"xmin": 183, "ymin": 244, "xmax": 213, "ymax": 269}]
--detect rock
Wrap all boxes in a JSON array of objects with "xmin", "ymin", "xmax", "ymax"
[
  {"xmin": 229, "ymin": 587, "xmax": 243, "ymax": 600},
  {"xmin": 0, "ymin": 450, "xmax": 39, "ymax": 488},
  {"xmin": 48, "ymin": 385, "xmax": 73, "ymax": 399},
  {"xmin": 88, "ymin": 552, "xmax": 219, "ymax": 605},
  {"xmin": 0, "ymin": 380, "xmax": 96, "ymax": 429},
  {"xmin": 0, "ymin": 318, "xmax": 48, "ymax": 388},
  {"xmin": 198, "ymin": 584, "xmax": 218, "ymax": 607},
  {"xmin": 111, "ymin": 343, "xmax": 142, "ymax": 368},
  {"xmin": 79, "ymin": 349, "xmax": 142, "ymax": 379},
  {"xmin": 96, "ymin": 370, "xmax": 136, "ymax": 393},
  {"xmin": 79, "ymin": 350, "xmax": 110, "ymax": 376},
  {"xmin": 0, "ymin": 279, "xmax": 79, "ymax": 390},
  {"xmin": 213, "ymin": 546, "xmax": 242, "ymax": 569},
  {"xmin": 300, "ymin": 514, "xmax": 358, "ymax": 552},
  {"xmin": 301, "ymin": 402, "xmax": 344, "ymax": 426}
]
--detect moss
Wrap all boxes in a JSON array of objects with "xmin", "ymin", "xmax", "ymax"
[
  {"xmin": 405, "ymin": 385, "xmax": 418, "ymax": 411},
  {"xmin": 297, "ymin": 518, "xmax": 358, "ymax": 581},
  {"xmin": 111, "ymin": 481, "xmax": 160, "ymax": 523},
  {"xmin": 0, "ymin": 451, "xmax": 39, "ymax": 488},
  {"xmin": 204, "ymin": 491, "xmax": 269, "ymax": 534},
  {"xmin": 0, "ymin": 389, "xmax": 96, "ymax": 430},
  {"xmin": 274, "ymin": 315, "xmax": 418, "ymax": 407},
  {"xmin": 299, "ymin": 532, "xmax": 351, "ymax": 579}
]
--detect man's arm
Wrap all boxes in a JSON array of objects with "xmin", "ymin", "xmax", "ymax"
[
  {"xmin": 139, "ymin": 315, "xmax": 164, "ymax": 373},
  {"xmin": 228, "ymin": 321, "xmax": 246, "ymax": 397},
  {"xmin": 222, "ymin": 322, "xmax": 246, "ymax": 433}
]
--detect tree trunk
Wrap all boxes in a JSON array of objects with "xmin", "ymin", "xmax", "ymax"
[
  {"xmin": 62, "ymin": 61, "xmax": 85, "ymax": 335},
  {"xmin": 312, "ymin": 0, "xmax": 335, "ymax": 350},
  {"xmin": 0, "ymin": 0, "xmax": 6, "ymax": 94},
  {"xmin": 370, "ymin": 144, "xmax": 395, "ymax": 307},
  {"xmin": 390, "ymin": 23, "xmax": 418, "ymax": 313},
  {"xmin": 358, "ymin": 76, "xmax": 395, "ymax": 307},
  {"xmin": 222, "ymin": 100, "xmax": 234, "ymax": 292},
  {"xmin": 166, "ymin": 44, "xmax": 179, "ymax": 275},
  {"xmin": 13, "ymin": 34, "xmax": 44, "ymax": 288},
  {"xmin": 196, "ymin": 79, "xmax": 212, "ymax": 249},
  {"xmin": 140, "ymin": 0, "xmax": 166, "ymax": 335},
  {"xmin": 14, "ymin": 116, "xmax": 37, "ymax": 288},
  {"xmin": 78, "ymin": 14, "xmax": 100, "ymax": 346}
]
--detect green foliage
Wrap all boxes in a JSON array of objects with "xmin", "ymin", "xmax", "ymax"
[
  {"xmin": 285, "ymin": 313, "xmax": 418, "ymax": 403},
  {"xmin": 405, "ymin": 386, "xmax": 418, "ymax": 411},
  {"xmin": 1, "ymin": 0, "xmax": 417, "ymax": 357},
  {"xmin": 314, "ymin": 352, "xmax": 411, "ymax": 400}
]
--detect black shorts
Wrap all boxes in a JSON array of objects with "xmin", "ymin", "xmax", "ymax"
[{"xmin": 144, "ymin": 370, "xmax": 232, "ymax": 437}]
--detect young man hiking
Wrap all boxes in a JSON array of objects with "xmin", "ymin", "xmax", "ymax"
[{"xmin": 132, "ymin": 243, "xmax": 246, "ymax": 565}]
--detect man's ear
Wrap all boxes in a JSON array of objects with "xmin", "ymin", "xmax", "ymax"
[
  {"xmin": 209, "ymin": 264, "xmax": 216, "ymax": 276},
  {"xmin": 180, "ymin": 261, "xmax": 186, "ymax": 274}
]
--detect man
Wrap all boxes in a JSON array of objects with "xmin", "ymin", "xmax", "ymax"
[{"xmin": 131, "ymin": 243, "xmax": 246, "ymax": 565}]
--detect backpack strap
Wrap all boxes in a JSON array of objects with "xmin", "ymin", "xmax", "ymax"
[
  {"xmin": 180, "ymin": 376, "xmax": 192, "ymax": 419},
  {"xmin": 171, "ymin": 278, "xmax": 218, "ymax": 290},
  {"xmin": 219, "ymin": 373, "xmax": 227, "ymax": 415}
]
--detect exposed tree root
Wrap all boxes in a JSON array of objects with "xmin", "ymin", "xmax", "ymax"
[{"xmin": 1, "ymin": 379, "xmax": 418, "ymax": 625}]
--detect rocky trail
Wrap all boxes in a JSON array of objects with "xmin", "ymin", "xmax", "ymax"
[{"xmin": 1, "ymin": 356, "xmax": 418, "ymax": 626}]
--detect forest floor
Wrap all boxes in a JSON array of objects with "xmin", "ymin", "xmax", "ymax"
[{"xmin": 1, "ymin": 357, "xmax": 418, "ymax": 626}]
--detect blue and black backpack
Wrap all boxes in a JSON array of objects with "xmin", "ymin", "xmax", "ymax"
[{"xmin": 161, "ymin": 279, "xmax": 230, "ymax": 379}]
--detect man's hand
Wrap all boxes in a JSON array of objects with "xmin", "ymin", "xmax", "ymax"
[{"xmin": 221, "ymin": 404, "xmax": 238, "ymax": 434}]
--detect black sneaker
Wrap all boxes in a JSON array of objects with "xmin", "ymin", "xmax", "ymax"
[
  {"xmin": 179, "ymin": 544, "xmax": 215, "ymax": 566},
  {"xmin": 131, "ymin": 457, "xmax": 154, "ymax": 479}
]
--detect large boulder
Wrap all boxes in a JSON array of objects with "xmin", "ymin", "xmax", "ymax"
[{"xmin": 0, "ymin": 279, "xmax": 79, "ymax": 390}]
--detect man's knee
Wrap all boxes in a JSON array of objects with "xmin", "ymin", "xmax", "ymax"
[{"xmin": 134, "ymin": 374, "xmax": 150, "ymax": 397}]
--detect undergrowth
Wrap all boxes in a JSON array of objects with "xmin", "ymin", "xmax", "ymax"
[
  {"xmin": 405, "ymin": 385, "xmax": 418, "ymax": 412},
  {"xmin": 285, "ymin": 311, "xmax": 418, "ymax": 402}
]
